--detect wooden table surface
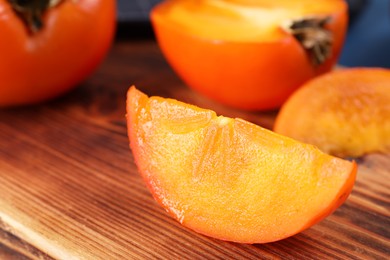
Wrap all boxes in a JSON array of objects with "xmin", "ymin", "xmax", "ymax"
[{"xmin": 0, "ymin": 38, "xmax": 389, "ymax": 259}]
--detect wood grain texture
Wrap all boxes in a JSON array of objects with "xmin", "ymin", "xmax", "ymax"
[{"xmin": 0, "ymin": 40, "xmax": 389, "ymax": 259}]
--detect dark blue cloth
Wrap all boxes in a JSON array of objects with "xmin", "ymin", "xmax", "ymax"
[{"xmin": 339, "ymin": 0, "xmax": 390, "ymax": 68}]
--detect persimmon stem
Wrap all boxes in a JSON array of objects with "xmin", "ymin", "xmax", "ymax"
[
  {"xmin": 7, "ymin": 0, "xmax": 64, "ymax": 34},
  {"xmin": 284, "ymin": 17, "xmax": 333, "ymax": 67}
]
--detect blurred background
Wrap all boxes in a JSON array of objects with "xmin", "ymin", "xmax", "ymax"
[{"xmin": 116, "ymin": 0, "xmax": 390, "ymax": 68}]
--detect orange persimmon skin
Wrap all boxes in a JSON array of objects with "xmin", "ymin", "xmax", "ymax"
[
  {"xmin": 151, "ymin": 0, "xmax": 348, "ymax": 110},
  {"xmin": 0, "ymin": 0, "xmax": 116, "ymax": 106},
  {"xmin": 127, "ymin": 86, "xmax": 357, "ymax": 244}
]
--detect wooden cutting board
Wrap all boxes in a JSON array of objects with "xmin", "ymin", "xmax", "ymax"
[{"xmin": 0, "ymin": 40, "xmax": 389, "ymax": 259}]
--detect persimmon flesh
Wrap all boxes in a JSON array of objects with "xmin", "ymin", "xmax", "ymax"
[
  {"xmin": 127, "ymin": 86, "xmax": 357, "ymax": 243},
  {"xmin": 151, "ymin": 0, "xmax": 348, "ymax": 110},
  {"xmin": 274, "ymin": 68, "xmax": 390, "ymax": 158}
]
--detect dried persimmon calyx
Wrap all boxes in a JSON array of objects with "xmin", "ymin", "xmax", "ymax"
[
  {"xmin": 7, "ymin": 0, "xmax": 64, "ymax": 33},
  {"xmin": 282, "ymin": 16, "xmax": 333, "ymax": 66}
]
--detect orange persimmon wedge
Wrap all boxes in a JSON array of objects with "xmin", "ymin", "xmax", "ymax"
[{"xmin": 126, "ymin": 86, "xmax": 357, "ymax": 244}]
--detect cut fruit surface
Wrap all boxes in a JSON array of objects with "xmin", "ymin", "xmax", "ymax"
[
  {"xmin": 126, "ymin": 86, "xmax": 357, "ymax": 244},
  {"xmin": 274, "ymin": 68, "xmax": 390, "ymax": 158},
  {"xmin": 151, "ymin": 0, "xmax": 347, "ymax": 110},
  {"xmin": 155, "ymin": 0, "xmax": 345, "ymax": 42}
]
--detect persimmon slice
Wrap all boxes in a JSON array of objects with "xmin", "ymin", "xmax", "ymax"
[
  {"xmin": 274, "ymin": 68, "xmax": 390, "ymax": 158},
  {"xmin": 126, "ymin": 86, "xmax": 357, "ymax": 243}
]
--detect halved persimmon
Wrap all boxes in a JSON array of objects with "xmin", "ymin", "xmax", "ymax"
[
  {"xmin": 126, "ymin": 86, "xmax": 356, "ymax": 244},
  {"xmin": 151, "ymin": 0, "xmax": 348, "ymax": 110},
  {"xmin": 274, "ymin": 68, "xmax": 390, "ymax": 158}
]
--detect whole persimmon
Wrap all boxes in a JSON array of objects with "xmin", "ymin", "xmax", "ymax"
[
  {"xmin": 0, "ymin": 0, "xmax": 116, "ymax": 106},
  {"xmin": 274, "ymin": 68, "xmax": 390, "ymax": 158},
  {"xmin": 151, "ymin": 0, "xmax": 348, "ymax": 110},
  {"xmin": 126, "ymin": 86, "xmax": 357, "ymax": 244}
]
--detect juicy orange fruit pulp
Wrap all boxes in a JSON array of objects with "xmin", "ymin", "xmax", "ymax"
[
  {"xmin": 151, "ymin": 0, "xmax": 347, "ymax": 110},
  {"xmin": 157, "ymin": 0, "xmax": 345, "ymax": 41},
  {"xmin": 274, "ymin": 68, "xmax": 390, "ymax": 158},
  {"xmin": 127, "ymin": 86, "xmax": 357, "ymax": 243}
]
